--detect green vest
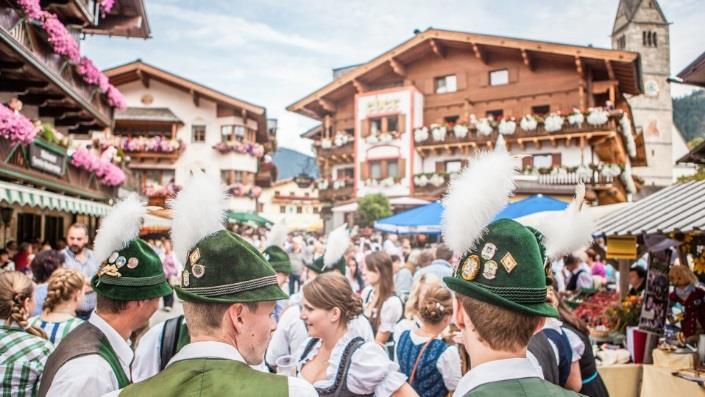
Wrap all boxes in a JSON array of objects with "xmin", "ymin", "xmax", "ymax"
[
  {"xmin": 465, "ymin": 378, "xmax": 585, "ymax": 397},
  {"xmin": 120, "ymin": 358, "xmax": 288, "ymax": 397}
]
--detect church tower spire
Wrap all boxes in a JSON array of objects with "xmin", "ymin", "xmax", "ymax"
[{"xmin": 611, "ymin": 0, "xmax": 676, "ymax": 187}]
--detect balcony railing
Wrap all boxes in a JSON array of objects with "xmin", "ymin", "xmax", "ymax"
[
  {"xmin": 98, "ymin": 136, "xmax": 185, "ymax": 164},
  {"xmin": 317, "ymin": 179, "xmax": 354, "ymax": 202},
  {"xmin": 414, "ymin": 111, "xmax": 625, "ymax": 152},
  {"xmin": 314, "ymin": 139, "xmax": 354, "ymax": 163}
]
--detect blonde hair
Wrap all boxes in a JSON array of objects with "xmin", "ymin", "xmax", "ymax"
[
  {"xmin": 0, "ymin": 272, "xmax": 47, "ymax": 339},
  {"xmin": 419, "ymin": 285, "xmax": 453, "ymax": 325},
  {"xmin": 405, "ymin": 273, "xmax": 442, "ymax": 320},
  {"xmin": 43, "ymin": 268, "xmax": 84, "ymax": 313}
]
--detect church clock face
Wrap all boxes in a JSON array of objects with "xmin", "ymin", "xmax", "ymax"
[{"xmin": 644, "ymin": 79, "xmax": 660, "ymax": 98}]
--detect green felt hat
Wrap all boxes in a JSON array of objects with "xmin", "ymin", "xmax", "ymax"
[
  {"xmin": 91, "ymin": 193, "xmax": 172, "ymax": 301},
  {"xmin": 306, "ymin": 255, "xmax": 346, "ymax": 275},
  {"xmin": 174, "ymin": 230, "xmax": 288, "ymax": 304},
  {"xmin": 444, "ymin": 219, "xmax": 558, "ymax": 318},
  {"xmin": 263, "ymin": 245, "xmax": 292, "ymax": 274}
]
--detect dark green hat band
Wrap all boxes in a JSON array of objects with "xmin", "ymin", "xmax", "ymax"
[
  {"xmin": 478, "ymin": 284, "xmax": 548, "ymax": 304},
  {"xmin": 96, "ymin": 273, "xmax": 166, "ymax": 287},
  {"xmin": 180, "ymin": 275, "xmax": 279, "ymax": 297}
]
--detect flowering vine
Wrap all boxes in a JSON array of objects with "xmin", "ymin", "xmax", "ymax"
[
  {"xmin": 0, "ymin": 103, "xmax": 37, "ymax": 144},
  {"xmin": 41, "ymin": 12, "xmax": 81, "ymax": 63}
]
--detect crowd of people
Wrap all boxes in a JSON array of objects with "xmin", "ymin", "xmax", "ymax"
[{"xmin": 0, "ymin": 145, "xmax": 629, "ymax": 397}]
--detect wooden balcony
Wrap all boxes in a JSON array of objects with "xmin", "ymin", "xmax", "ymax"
[
  {"xmin": 315, "ymin": 142, "xmax": 354, "ymax": 164},
  {"xmin": 318, "ymin": 181, "xmax": 354, "ymax": 202},
  {"xmin": 0, "ymin": 138, "xmax": 116, "ymax": 201},
  {"xmin": 0, "ymin": 7, "xmax": 113, "ymax": 133},
  {"xmin": 255, "ymin": 161, "xmax": 277, "ymax": 188},
  {"xmin": 414, "ymin": 113, "xmax": 628, "ymax": 163},
  {"xmin": 126, "ymin": 147, "xmax": 184, "ymax": 164}
]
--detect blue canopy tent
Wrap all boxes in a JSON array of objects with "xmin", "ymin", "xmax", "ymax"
[{"xmin": 373, "ymin": 195, "xmax": 567, "ymax": 234}]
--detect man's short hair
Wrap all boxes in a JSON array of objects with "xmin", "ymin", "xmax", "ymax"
[
  {"xmin": 435, "ymin": 244, "xmax": 453, "ymax": 261},
  {"xmin": 460, "ymin": 295, "xmax": 541, "ymax": 352},
  {"xmin": 97, "ymin": 295, "xmax": 129, "ymax": 314},
  {"xmin": 563, "ymin": 254, "xmax": 579, "ymax": 267},
  {"xmin": 68, "ymin": 223, "xmax": 89, "ymax": 235},
  {"xmin": 183, "ymin": 301, "xmax": 259, "ymax": 335},
  {"xmin": 630, "ymin": 266, "xmax": 646, "ymax": 279}
]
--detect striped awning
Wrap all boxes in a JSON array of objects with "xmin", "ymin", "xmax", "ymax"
[
  {"xmin": 0, "ymin": 181, "xmax": 111, "ymax": 217},
  {"xmin": 594, "ymin": 181, "xmax": 705, "ymax": 237}
]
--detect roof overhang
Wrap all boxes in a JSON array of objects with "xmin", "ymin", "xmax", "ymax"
[
  {"xmin": 82, "ymin": 0, "xmax": 151, "ymax": 39},
  {"xmin": 287, "ymin": 28, "xmax": 641, "ymax": 119},
  {"xmin": 677, "ymin": 51, "xmax": 705, "ymax": 88},
  {"xmin": 676, "ymin": 140, "xmax": 705, "ymax": 165}
]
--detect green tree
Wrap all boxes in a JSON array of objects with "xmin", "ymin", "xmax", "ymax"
[
  {"xmin": 688, "ymin": 136, "xmax": 704, "ymax": 150},
  {"xmin": 677, "ymin": 166, "xmax": 705, "ymax": 183},
  {"xmin": 356, "ymin": 194, "xmax": 392, "ymax": 227}
]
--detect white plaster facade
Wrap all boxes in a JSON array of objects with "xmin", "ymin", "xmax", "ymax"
[{"xmin": 259, "ymin": 179, "xmax": 323, "ymax": 231}]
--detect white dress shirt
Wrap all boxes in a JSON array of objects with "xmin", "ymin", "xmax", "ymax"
[
  {"xmin": 103, "ymin": 341, "xmax": 317, "ymax": 397},
  {"xmin": 453, "ymin": 357, "xmax": 543, "ymax": 396},
  {"xmin": 46, "ymin": 312, "xmax": 133, "ymax": 397}
]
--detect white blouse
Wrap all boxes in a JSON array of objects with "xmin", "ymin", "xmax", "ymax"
[
  {"xmin": 297, "ymin": 331, "xmax": 407, "ymax": 397},
  {"xmin": 362, "ymin": 287, "xmax": 403, "ymax": 333},
  {"xmin": 394, "ymin": 331, "xmax": 462, "ymax": 391},
  {"xmin": 392, "ymin": 318, "xmax": 421, "ymax": 344}
]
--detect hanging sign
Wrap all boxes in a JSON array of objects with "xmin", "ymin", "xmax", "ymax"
[
  {"xmin": 29, "ymin": 143, "xmax": 66, "ymax": 176},
  {"xmin": 606, "ymin": 236, "xmax": 637, "ymax": 260},
  {"xmin": 638, "ymin": 249, "xmax": 672, "ymax": 334}
]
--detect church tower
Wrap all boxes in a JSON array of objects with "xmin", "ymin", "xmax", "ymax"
[{"xmin": 612, "ymin": 0, "xmax": 674, "ymax": 187}]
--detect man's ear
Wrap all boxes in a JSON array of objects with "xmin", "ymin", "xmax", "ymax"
[
  {"xmin": 534, "ymin": 317, "xmax": 547, "ymax": 335},
  {"xmin": 454, "ymin": 296, "xmax": 466, "ymax": 330},
  {"xmin": 227, "ymin": 304, "xmax": 245, "ymax": 330}
]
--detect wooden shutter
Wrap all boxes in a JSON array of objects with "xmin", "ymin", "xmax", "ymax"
[
  {"xmin": 381, "ymin": 160, "xmax": 388, "ymax": 179},
  {"xmin": 361, "ymin": 119, "xmax": 369, "ymax": 138},
  {"xmin": 456, "ymin": 72, "xmax": 468, "ymax": 90},
  {"xmin": 461, "ymin": 159, "xmax": 469, "ymax": 168},
  {"xmin": 398, "ymin": 114, "xmax": 406, "ymax": 134},
  {"xmin": 436, "ymin": 161, "xmax": 446, "ymax": 172},
  {"xmin": 398, "ymin": 158, "xmax": 406, "ymax": 178},
  {"xmin": 551, "ymin": 153, "xmax": 562, "ymax": 167},
  {"xmin": 360, "ymin": 162, "xmax": 369, "ymax": 180},
  {"xmin": 508, "ymin": 67, "xmax": 519, "ymax": 83},
  {"xmin": 522, "ymin": 156, "xmax": 533, "ymax": 169}
]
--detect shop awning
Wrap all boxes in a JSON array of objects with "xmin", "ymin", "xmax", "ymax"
[
  {"xmin": 594, "ymin": 181, "xmax": 705, "ymax": 237},
  {"xmin": 227, "ymin": 211, "xmax": 273, "ymax": 227},
  {"xmin": 0, "ymin": 181, "xmax": 111, "ymax": 217}
]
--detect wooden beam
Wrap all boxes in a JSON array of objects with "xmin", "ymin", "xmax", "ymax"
[
  {"xmin": 576, "ymin": 57, "xmax": 586, "ymax": 111},
  {"xmin": 191, "ymin": 90, "xmax": 199, "ymax": 107},
  {"xmin": 521, "ymin": 49, "xmax": 533, "ymax": 71},
  {"xmin": 605, "ymin": 60, "xmax": 615, "ymax": 80},
  {"xmin": 352, "ymin": 79, "xmax": 367, "ymax": 93},
  {"xmin": 318, "ymin": 98, "xmax": 336, "ymax": 113},
  {"xmin": 136, "ymin": 69, "xmax": 150, "ymax": 88},
  {"xmin": 471, "ymin": 43, "xmax": 486, "ymax": 64},
  {"xmin": 430, "ymin": 39, "xmax": 445, "ymax": 57},
  {"xmin": 389, "ymin": 58, "xmax": 406, "ymax": 77}
]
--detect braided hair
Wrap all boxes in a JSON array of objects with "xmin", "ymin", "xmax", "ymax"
[
  {"xmin": 0, "ymin": 272, "xmax": 47, "ymax": 339},
  {"xmin": 42, "ymin": 268, "xmax": 84, "ymax": 314}
]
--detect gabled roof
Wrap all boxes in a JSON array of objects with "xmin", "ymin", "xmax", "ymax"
[
  {"xmin": 678, "ymin": 51, "xmax": 705, "ymax": 88},
  {"xmin": 115, "ymin": 107, "xmax": 182, "ymax": 124},
  {"xmin": 677, "ymin": 140, "xmax": 705, "ymax": 165},
  {"xmin": 104, "ymin": 60, "xmax": 265, "ymax": 115},
  {"xmin": 83, "ymin": 0, "xmax": 151, "ymax": 39},
  {"xmin": 612, "ymin": 0, "xmax": 669, "ymax": 34},
  {"xmin": 287, "ymin": 28, "xmax": 641, "ymax": 119}
]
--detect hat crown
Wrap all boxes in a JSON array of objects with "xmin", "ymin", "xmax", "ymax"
[{"xmin": 263, "ymin": 245, "xmax": 292, "ymax": 274}]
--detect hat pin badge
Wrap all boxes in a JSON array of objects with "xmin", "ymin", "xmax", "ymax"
[
  {"xmin": 191, "ymin": 263, "xmax": 206, "ymax": 279},
  {"xmin": 483, "ymin": 260, "xmax": 498, "ymax": 280},
  {"xmin": 461, "ymin": 255, "xmax": 481, "ymax": 281},
  {"xmin": 481, "ymin": 243, "xmax": 497, "ymax": 260}
]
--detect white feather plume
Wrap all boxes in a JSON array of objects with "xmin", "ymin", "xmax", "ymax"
[
  {"xmin": 441, "ymin": 145, "xmax": 516, "ymax": 254},
  {"xmin": 94, "ymin": 193, "xmax": 146, "ymax": 262},
  {"xmin": 169, "ymin": 172, "xmax": 228, "ymax": 264},
  {"xmin": 539, "ymin": 183, "xmax": 595, "ymax": 259},
  {"xmin": 266, "ymin": 218, "xmax": 288, "ymax": 249},
  {"xmin": 324, "ymin": 224, "xmax": 350, "ymax": 269}
]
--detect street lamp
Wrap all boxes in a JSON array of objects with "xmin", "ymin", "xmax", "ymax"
[
  {"xmin": 0, "ymin": 207, "xmax": 13, "ymax": 246},
  {"xmin": 293, "ymin": 173, "xmax": 314, "ymax": 189}
]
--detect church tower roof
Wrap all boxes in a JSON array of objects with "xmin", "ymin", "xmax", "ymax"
[{"xmin": 613, "ymin": 0, "xmax": 669, "ymax": 35}]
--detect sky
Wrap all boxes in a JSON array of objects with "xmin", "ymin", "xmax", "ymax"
[{"xmin": 82, "ymin": 0, "xmax": 705, "ymax": 155}]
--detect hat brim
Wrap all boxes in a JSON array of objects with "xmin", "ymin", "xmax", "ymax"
[
  {"xmin": 174, "ymin": 283, "xmax": 288, "ymax": 304},
  {"xmin": 445, "ymin": 277, "xmax": 558, "ymax": 318},
  {"xmin": 270, "ymin": 261, "xmax": 292, "ymax": 275},
  {"xmin": 92, "ymin": 277, "xmax": 173, "ymax": 301}
]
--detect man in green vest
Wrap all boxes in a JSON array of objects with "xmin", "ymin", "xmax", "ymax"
[
  {"xmin": 440, "ymin": 140, "xmax": 583, "ymax": 397},
  {"xmin": 110, "ymin": 172, "xmax": 317, "ymax": 396},
  {"xmin": 39, "ymin": 194, "xmax": 173, "ymax": 397}
]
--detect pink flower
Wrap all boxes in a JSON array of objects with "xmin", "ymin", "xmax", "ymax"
[
  {"xmin": 77, "ymin": 57, "xmax": 109, "ymax": 92},
  {"xmin": 0, "ymin": 104, "xmax": 37, "ymax": 144},
  {"xmin": 106, "ymin": 85, "xmax": 127, "ymax": 110},
  {"xmin": 16, "ymin": 0, "xmax": 43, "ymax": 19},
  {"xmin": 41, "ymin": 12, "xmax": 81, "ymax": 63},
  {"xmin": 99, "ymin": 0, "xmax": 116, "ymax": 15},
  {"xmin": 70, "ymin": 148, "xmax": 100, "ymax": 172},
  {"xmin": 95, "ymin": 160, "xmax": 125, "ymax": 186},
  {"xmin": 252, "ymin": 144, "xmax": 264, "ymax": 158}
]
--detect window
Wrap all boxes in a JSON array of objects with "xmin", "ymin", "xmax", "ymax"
[
  {"xmin": 257, "ymin": 203, "xmax": 264, "ymax": 213},
  {"xmin": 489, "ymin": 69, "xmax": 509, "ymax": 86},
  {"xmin": 486, "ymin": 109, "xmax": 504, "ymax": 120},
  {"xmin": 336, "ymin": 167, "xmax": 354, "ymax": 180},
  {"xmin": 17, "ymin": 213, "xmax": 41, "ymax": 244},
  {"xmin": 221, "ymin": 125, "xmax": 253, "ymax": 143},
  {"xmin": 435, "ymin": 75, "xmax": 457, "ymax": 94},
  {"xmin": 445, "ymin": 160, "xmax": 463, "ymax": 173},
  {"xmin": 531, "ymin": 105, "xmax": 550, "ymax": 115},
  {"xmin": 370, "ymin": 161, "xmax": 382, "ymax": 179},
  {"xmin": 192, "ymin": 125, "xmax": 206, "ymax": 143},
  {"xmin": 280, "ymin": 206, "xmax": 286, "ymax": 214},
  {"xmin": 532, "ymin": 153, "xmax": 561, "ymax": 168},
  {"xmin": 617, "ymin": 35, "xmax": 626, "ymax": 50},
  {"xmin": 386, "ymin": 116, "xmax": 398, "ymax": 133},
  {"xmin": 370, "ymin": 118, "xmax": 382, "ymax": 135},
  {"xmin": 387, "ymin": 162, "xmax": 398, "ymax": 178},
  {"xmin": 296, "ymin": 206, "xmax": 303, "ymax": 214},
  {"xmin": 221, "ymin": 170, "xmax": 245, "ymax": 185},
  {"xmin": 313, "ymin": 207, "xmax": 319, "ymax": 214},
  {"xmin": 643, "ymin": 31, "xmax": 658, "ymax": 47}
]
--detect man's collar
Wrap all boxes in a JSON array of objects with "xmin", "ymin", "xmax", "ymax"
[
  {"xmin": 168, "ymin": 341, "xmax": 246, "ymax": 367},
  {"xmin": 453, "ymin": 357, "xmax": 541, "ymax": 396},
  {"xmin": 88, "ymin": 312, "xmax": 134, "ymax": 367}
]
